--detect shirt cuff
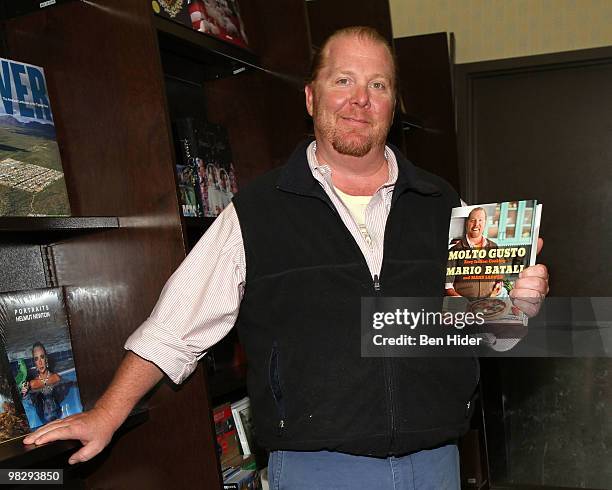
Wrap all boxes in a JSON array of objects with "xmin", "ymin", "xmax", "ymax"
[{"xmin": 124, "ymin": 318, "xmax": 200, "ymax": 385}]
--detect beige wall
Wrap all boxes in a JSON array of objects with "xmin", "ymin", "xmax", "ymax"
[{"xmin": 390, "ymin": 0, "xmax": 612, "ymax": 63}]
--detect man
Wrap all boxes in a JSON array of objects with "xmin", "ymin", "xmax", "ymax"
[
  {"xmin": 24, "ymin": 27, "xmax": 549, "ymax": 489},
  {"xmin": 445, "ymin": 207, "xmax": 499, "ymax": 299}
]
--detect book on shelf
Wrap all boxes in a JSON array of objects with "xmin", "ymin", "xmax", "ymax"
[
  {"xmin": 152, "ymin": 0, "xmax": 192, "ymax": 27},
  {"xmin": 213, "ymin": 402, "xmax": 242, "ymax": 469},
  {"xmin": 223, "ymin": 468, "xmax": 261, "ymax": 490},
  {"xmin": 0, "ymin": 56, "xmax": 70, "ymax": 217},
  {"xmin": 231, "ymin": 396, "xmax": 255, "ymax": 456},
  {"xmin": 174, "ymin": 118, "xmax": 203, "ymax": 217},
  {"xmin": 153, "ymin": 0, "xmax": 249, "ymax": 48},
  {"xmin": 0, "ymin": 287, "xmax": 83, "ymax": 430},
  {"xmin": 194, "ymin": 121, "xmax": 237, "ymax": 218},
  {"xmin": 444, "ymin": 200, "xmax": 542, "ymax": 326},
  {"xmin": 173, "ymin": 117, "xmax": 238, "ymax": 218},
  {"xmin": 0, "ymin": 342, "xmax": 30, "ymax": 444}
]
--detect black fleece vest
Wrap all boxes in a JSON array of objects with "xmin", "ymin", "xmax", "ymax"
[{"xmin": 233, "ymin": 141, "xmax": 478, "ymax": 457}]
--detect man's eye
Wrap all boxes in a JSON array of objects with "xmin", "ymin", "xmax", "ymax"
[
  {"xmin": 371, "ymin": 81, "xmax": 386, "ymax": 90},
  {"xmin": 336, "ymin": 78, "xmax": 350, "ymax": 85}
]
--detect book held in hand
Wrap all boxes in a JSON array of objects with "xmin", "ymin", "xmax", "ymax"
[
  {"xmin": 0, "ymin": 287, "xmax": 83, "ymax": 430},
  {"xmin": 0, "ymin": 57, "xmax": 70, "ymax": 216},
  {"xmin": 444, "ymin": 200, "xmax": 542, "ymax": 325}
]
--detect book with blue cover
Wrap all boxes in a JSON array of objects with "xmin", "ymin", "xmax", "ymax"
[
  {"xmin": 0, "ymin": 57, "xmax": 70, "ymax": 216},
  {"xmin": 0, "ymin": 287, "xmax": 83, "ymax": 430}
]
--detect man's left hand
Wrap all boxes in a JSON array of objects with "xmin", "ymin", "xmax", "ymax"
[{"xmin": 510, "ymin": 238, "xmax": 549, "ymax": 317}]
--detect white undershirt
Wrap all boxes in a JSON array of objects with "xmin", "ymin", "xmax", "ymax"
[{"xmin": 333, "ymin": 186, "xmax": 373, "ymax": 246}]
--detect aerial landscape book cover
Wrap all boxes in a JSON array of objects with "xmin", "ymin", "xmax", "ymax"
[{"xmin": 0, "ymin": 57, "xmax": 70, "ymax": 216}]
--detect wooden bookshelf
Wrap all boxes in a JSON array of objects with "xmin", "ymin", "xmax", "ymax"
[
  {"xmin": 0, "ymin": 0, "xmax": 311, "ymax": 487},
  {"xmin": 153, "ymin": 15, "xmax": 259, "ymax": 79}
]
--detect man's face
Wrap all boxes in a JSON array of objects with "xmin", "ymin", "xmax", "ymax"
[
  {"xmin": 466, "ymin": 210, "xmax": 487, "ymax": 240},
  {"xmin": 305, "ymin": 35, "xmax": 395, "ymax": 158}
]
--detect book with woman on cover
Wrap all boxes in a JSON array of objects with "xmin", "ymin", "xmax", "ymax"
[
  {"xmin": 444, "ymin": 200, "xmax": 542, "ymax": 325},
  {"xmin": 0, "ymin": 287, "xmax": 83, "ymax": 430}
]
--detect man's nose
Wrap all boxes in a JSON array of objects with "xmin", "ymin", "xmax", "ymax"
[{"xmin": 351, "ymin": 84, "xmax": 370, "ymax": 107}]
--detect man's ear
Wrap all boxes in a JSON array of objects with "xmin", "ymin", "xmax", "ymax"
[{"xmin": 305, "ymin": 84, "xmax": 314, "ymax": 117}]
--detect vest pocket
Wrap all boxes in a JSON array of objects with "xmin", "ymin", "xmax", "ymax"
[{"xmin": 268, "ymin": 342, "xmax": 286, "ymax": 435}]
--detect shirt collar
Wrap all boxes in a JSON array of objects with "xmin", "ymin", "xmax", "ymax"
[
  {"xmin": 275, "ymin": 138, "xmax": 441, "ymax": 200},
  {"xmin": 306, "ymin": 140, "xmax": 399, "ymax": 189}
]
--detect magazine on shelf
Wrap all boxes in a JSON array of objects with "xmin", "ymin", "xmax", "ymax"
[
  {"xmin": 444, "ymin": 200, "xmax": 542, "ymax": 325},
  {"xmin": 0, "ymin": 287, "xmax": 83, "ymax": 430},
  {"xmin": 152, "ymin": 0, "xmax": 192, "ymax": 27},
  {"xmin": 213, "ymin": 402, "xmax": 242, "ymax": 469},
  {"xmin": 0, "ymin": 343, "xmax": 30, "ymax": 444},
  {"xmin": 0, "ymin": 56, "xmax": 70, "ymax": 216},
  {"xmin": 194, "ymin": 121, "xmax": 238, "ymax": 218},
  {"xmin": 174, "ymin": 118, "xmax": 203, "ymax": 217},
  {"xmin": 223, "ymin": 468, "xmax": 260, "ymax": 490},
  {"xmin": 173, "ymin": 118, "xmax": 238, "ymax": 218},
  {"xmin": 230, "ymin": 396, "xmax": 255, "ymax": 456},
  {"xmin": 153, "ymin": 0, "xmax": 249, "ymax": 48}
]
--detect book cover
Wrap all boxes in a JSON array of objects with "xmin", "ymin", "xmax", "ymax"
[
  {"xmin": 194, "ymin": 121, "xmax": 237, "ymax": 217},
  {"xmin": 0, "ymin": 57, "xmax": 70, "ymax": 216},
  {"xmin": 192, "ymin": 0, "xmax": 249, "ymax": 48},
  {"xmin": 174, "ymin": 117, "xmax": 203, "ymax": 217},
  {"xmin": 444, "ymin": 200, "xmax": 542, "ymax": 325},
  {"xmin": 0, "ymin": 287, "xmax": 83, "ymax": 430},
  {"xmin": 230, "ymin": 396, "xmax": 254, "ymax": 456},
  {"xmin": 213, "ymin": 402, "xmax": 242, "ymax": 469},
  {"xmin": 152, "ymin": 0, "xmax": 192, "ymax": 27},
  {"xmin": 0, "ymin": 343, "xmax": 30, "ymax": 443},
  {"xmin": 152, "ymin": 0, "xmax": 249, "ymax": 48},
  {"xmin": 224, "ymin": 468, "xmax": 260, "ymax": 490}
]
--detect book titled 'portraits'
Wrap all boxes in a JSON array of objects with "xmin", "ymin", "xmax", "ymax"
[{"xmin": 0, "ymin": 287, "xmax": 83, "ymax": 430}]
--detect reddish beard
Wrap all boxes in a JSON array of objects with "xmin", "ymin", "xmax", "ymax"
[{"xmin": 312, "ymin": 103, "xmax": 391, "ymax": 157}]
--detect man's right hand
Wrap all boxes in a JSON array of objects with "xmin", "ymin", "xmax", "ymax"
[
  {"xmin": 23, "ymin": 405, "xmax": 119, "ymax": 464},
  {"xmin": 22, "ymin": 352, "xmax": 164, "ymax": 465}
]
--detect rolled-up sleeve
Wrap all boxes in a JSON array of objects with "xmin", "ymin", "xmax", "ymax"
[{"xmin": 124, "ymin": 203, "xmax": 246, "ymax": 384}]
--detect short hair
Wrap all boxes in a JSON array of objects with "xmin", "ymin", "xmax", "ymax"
[
  {"xmin": 467, "ymin": 207, "xmax": 487, "ymax": 220},
  {"xmin": 307, "ymin": 26, "xmax": 398, "ymax": 94}
]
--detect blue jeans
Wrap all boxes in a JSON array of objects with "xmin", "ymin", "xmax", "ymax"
[{"xmin": 268, "ymin": 444, "xmax": 460, "ymax": 490}]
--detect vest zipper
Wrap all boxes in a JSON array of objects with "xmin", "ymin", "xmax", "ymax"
[{"xmin": 373, "ymin": 277, "xmax": 398, "ymax": 453}]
